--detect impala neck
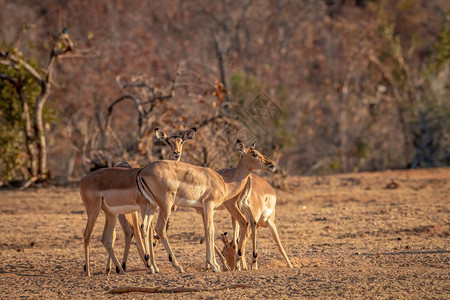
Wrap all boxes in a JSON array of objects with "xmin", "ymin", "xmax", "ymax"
[{"xmin": 220, "ymin": 156, "xmax": 253, "ymax": 200}]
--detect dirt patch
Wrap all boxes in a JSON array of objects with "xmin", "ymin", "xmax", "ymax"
[{"xmin": 0, "ymin": 168, "xmax": 449, "ymax": 299}]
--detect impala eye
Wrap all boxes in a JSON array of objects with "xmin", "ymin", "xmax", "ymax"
[{"xmin": 252, "ymin": 153, "xmax": 258, "ymax": 157}]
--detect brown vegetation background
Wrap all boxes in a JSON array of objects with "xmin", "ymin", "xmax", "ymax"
[
  {"xmin": 0, "ymin": 168, "xmax": 448, "ymax": 298},
  {"xmin": 1, "ymin": 0, "xmax": 449, "ymax": 184}
]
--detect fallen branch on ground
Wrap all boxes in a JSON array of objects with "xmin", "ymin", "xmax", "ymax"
[{"xmin": 105, "ymin": 284, "xmax": 252, "ymax": 294}]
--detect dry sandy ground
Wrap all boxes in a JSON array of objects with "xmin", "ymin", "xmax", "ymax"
[{"xmin": 0, "ymin": 168, "xmax": 449, "ymax": 299}]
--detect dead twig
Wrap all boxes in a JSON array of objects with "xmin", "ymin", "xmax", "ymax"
[
  {"xmin": 105, "ymin": 284, "xmax": 252, "ymax": 294},
  {"xmin": 19, "ymin": 177, "xmax": 38, "ymax": 191}
]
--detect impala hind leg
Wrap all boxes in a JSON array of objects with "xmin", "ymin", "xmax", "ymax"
[
  {"xmin": 141, "ymin": 207, "xmax": 159, "ymax": 274},
  {"xmin": 147, "ymin": 216, "xmax": 159, "ymax": 274},
  {"xmin": 83, "ymin": 208, "xmax": 100, "ymax": 276},
  {"xmin": 250, "ymin": 224, "xmax": 258, "ymax": 270},
  {"xmin": 128, "ymin": 212, "xmax": 149, "ymax": 270},
  {"xmin": 117, "ymin": 214, "xmax": 134, "ymax": 272},
  {"xmin": 267, "ymin": 219, "xmax": 293, "ymax": 268},
  {"xmin": 155, "ymin": 206, "xmax": 184, "ymax": 273},
  {"xmin": 101, "ymin": 213, "xmax": 125, "ymax": 275},
  {"xmin": 105, "ymin": 227, "xmax": 117, "ymax": 275}
]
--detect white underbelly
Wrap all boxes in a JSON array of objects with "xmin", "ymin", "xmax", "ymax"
[
  {"xmin": 174, "ymin": 197, "xmax": 203, "ymax": 208},
  {"xmin": 101, "ymin": 189, "xmax": 141, "ymax": 214},
  {"xmin": 104, "ymin": 204, "xmax": 140, "ymax": 215}
]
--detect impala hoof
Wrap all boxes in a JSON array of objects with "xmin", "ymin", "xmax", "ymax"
[{"xmin": 146, "ymin": 265, "xmax": 160, "ymax": 274}]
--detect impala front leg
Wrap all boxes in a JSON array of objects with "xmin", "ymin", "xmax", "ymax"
[
  {"xmin": 237, "ymin": 220, "xmax": 251, "ymax": 270},
  {"xmin": 237, "ymin": 176, "xmax": 253, "ymax": 270},
  {"xmin": 231, "ymin": 215, "xmax": 242, "ymax": 270},
  {"xmin": 198, "ymin": 207, "xmax": 229, "ymax": 271},
  {"xmin": 245, "ymin": 208, "xmax": 258, "ymax": 270},
  {"xmin": 267, "ymin": 219, "xmax": 293, "ymax": 268},
  {"xmin": 198, "ymin": 207, "xmax": 210, "ymax": 271},
  {"xmin": 223, "ymin": 200, "xmax": 248, "ymax": 270},
  {"xmin": 204, "ymin": 202, "xmax": 221, "ymax": 272}
]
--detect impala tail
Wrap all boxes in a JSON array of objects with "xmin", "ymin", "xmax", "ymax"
[{"xmin": 136, "ymin": 169, "xmax": 154, "ymax": 204}]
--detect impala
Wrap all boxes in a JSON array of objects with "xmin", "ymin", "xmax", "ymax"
[
  {"xmin": 113, "ymin": 128, "xmax": 231, "ymax": 272},
  {"xmin": 219, "ymin": 174, "xmax": 293, "ymax": 270},
  {"xmin": 136, "ymin": 140, "xmax": 276, "ymax": 272},
  {"xmin": 81, "ymin": 127, "xmax": 196, "ymax": 276}
]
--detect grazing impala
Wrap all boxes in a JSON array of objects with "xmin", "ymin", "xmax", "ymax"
[
  {"xmin": 81, "ymin": 127, "xmax": 196, "ymax": 276},
  {"xmin": 136, "ymin": 140, "xmax": 276, "ymax": 272},
  {"xmin": 219, "ymin": 173, "xmax": 293, "ymax": 270}
]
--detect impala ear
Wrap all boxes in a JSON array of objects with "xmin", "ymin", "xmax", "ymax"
[
  {"xmin": 154, "ymin": 128, "xmax": 168, "ymax": 140},
  {"xmin": 236, "ymin": 139, "xmax": 246, "ymax": 154},
  {"xmin": 249, "ymin": 141, "xmax": 256, "ymax": 150},
  {"xmin": 221, "ymin": 232, "xmax": 229, "ymax": 245},
  {"xmin": 182, "ymin": 127, "xmax": 197, "ymax": 141}
]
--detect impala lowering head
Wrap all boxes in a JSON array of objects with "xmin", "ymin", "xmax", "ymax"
[
  {"xmin": 220, "ymin": 232, "xmax": 237, "ymax": 270},
  {"xmin": 154, "ymin": 127, "xmax": 197, "ymax": 161},
  {"xmin": 236, "ymin": 140, "xmax": 277, "ymax": 172}
]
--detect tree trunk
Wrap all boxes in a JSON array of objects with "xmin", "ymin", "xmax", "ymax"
[
  {"xmin": 34, "ymin": 92, "xmax": 49, "ymax": 178},
  {"xmin": 18, "ymin": 82, "xmax": 39, "ymax": 177}
]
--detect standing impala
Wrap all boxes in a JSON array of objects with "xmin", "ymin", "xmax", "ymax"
[
  {"xmin": 219, "ymin": 173, "xmax": 293, "ymax": 270},
  {"xmin": 105, "ymin": 127, "xmax": 197, "ymax": 274},
  {"xmin": 136, "ymin": 140, "xmax": 277, "ymax": 272},
  {"xmin": 81, "ymin": 127, "xmax": 196, "ymax": 276}
]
